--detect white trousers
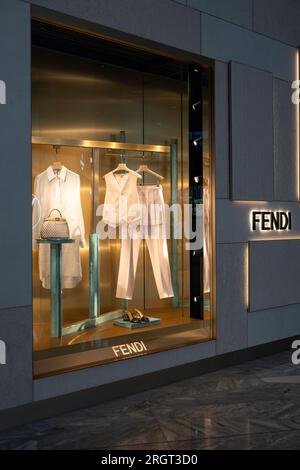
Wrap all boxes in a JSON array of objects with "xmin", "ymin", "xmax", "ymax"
[
  {"xmin": 116, "ymin": 224, "xmax": 174, "ymax": 300},
  {"xmin": 116, "ymin": 185, "xmax": 174, "ymax": 300}
]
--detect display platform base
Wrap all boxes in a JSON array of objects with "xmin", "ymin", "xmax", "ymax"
[
  {"xmin": 62, "ymin": 310, "xmax": 123, "ymax": 336},
  {"xmin": 114, "ymin": 317, "xmax": 161, "ymax": 329}
]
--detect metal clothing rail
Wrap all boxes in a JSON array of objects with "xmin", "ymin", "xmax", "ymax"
[{"xmin": 32, "ymin": 136, "xmax": 170, "ymax": 154}]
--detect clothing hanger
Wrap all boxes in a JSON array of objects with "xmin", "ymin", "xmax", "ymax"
[
  {"xmin": 52, "ymin": 161, "xmax": 63, "ymax": 171},
  {"xmin": 136, "ymin": 164, "xmax": 164, "ymax": 180},
  {"xmin": 52, "ymin": 145, "xmax": 62, "ymax": 171},
  {"xmin": 103, "ymin": 157, "xmax": 142, "ymax": 179},
  {"xmin": 112, "ymin": 162, "xmax": 142, "ymax": 179},
  {"xmin": 112, "ymin": 162, "xmax": 129, "ymax": 174},
  {"xmin": 136, "ymin": 152, "xmax": 164, "ymax": 183}
]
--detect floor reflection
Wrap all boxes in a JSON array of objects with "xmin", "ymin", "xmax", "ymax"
[{"xmin": 1, "ymin": 350, "xmax": 300, "ymax": 450}]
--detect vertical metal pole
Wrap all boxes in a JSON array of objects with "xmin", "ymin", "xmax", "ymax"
[
  {"xmin": 120, "ymin": 130, "xmax": 126, "ymax": 164},
  {"xmin": 120, "ymin": 130, "xmax": 128, "ymax": 311},
  {"xmin": 92, "ymin": 148, "xmax": 100, "ymax": 232},
  {"xmin": 89, "ymin": 233, "xmax": 100, "ymax": 319},
  {"xmin": 171, "ymin": 139, "xmax": 179, "ymax": 308},
  {"xmin": 50, "ymin": 243, "xmax": 62, "ymax": 337}
]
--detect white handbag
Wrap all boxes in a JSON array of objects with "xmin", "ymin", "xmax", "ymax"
[{"xmin": 40, "ymin": 209, "xmax": 70, "ymax": 240}]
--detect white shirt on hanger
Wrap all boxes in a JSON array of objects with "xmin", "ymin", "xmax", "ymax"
[{"xmin": 32, "ymin": 165, "xmax": 86, "ymax": 289}]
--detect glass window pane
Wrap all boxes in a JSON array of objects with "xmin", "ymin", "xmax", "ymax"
[{"xmin": 31, "ymin": 21, "xmax": 214, "ymax": 377}]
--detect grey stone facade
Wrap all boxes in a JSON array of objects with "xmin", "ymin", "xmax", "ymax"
[{"xmin": 0, "ymin": 0, "xmax": 299, "ymax": 416}]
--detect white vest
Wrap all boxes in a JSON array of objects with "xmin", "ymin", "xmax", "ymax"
[{"xmin": 102, "ymin": 171, "xmax": 141, "ymax": 226}]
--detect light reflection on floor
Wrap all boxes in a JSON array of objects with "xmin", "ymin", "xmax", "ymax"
[{"xmin": 1, "ymin": 350, "xmax": 300, "ymax": 450}]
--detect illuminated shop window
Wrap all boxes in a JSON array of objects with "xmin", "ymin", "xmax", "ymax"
[{"xmin": 31, "ymin": 20, "xmax": 214, "ymax": 376}]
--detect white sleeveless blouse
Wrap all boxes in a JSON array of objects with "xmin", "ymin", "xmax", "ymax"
[{"xmin": 102, "ymin": 171, "xmax": 141, "ymax": 227}]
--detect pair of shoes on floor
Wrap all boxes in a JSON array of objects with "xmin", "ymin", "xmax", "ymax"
[{"xmin": 123, "ymin": 309, "xmax": 150, "ymax": 323}]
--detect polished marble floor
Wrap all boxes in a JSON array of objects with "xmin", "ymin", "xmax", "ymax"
[{"xmin": 1, "ymin": 350, "xmax": 300, "ymax": 450}]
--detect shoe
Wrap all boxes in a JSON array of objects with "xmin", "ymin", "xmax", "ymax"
[
  {"xmin": 134, "ymin": 309, "xmax": 149, "ymax": 322},
  {"xmin": 123, "ymin": 310, "xmax": 133, "ymax": 322}
]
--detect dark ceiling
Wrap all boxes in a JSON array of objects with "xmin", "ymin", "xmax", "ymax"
[{"xmin": 32, "ymin": 19, "xmax": 188, "ymax": 81}]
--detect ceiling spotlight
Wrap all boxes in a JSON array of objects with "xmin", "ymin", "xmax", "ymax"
[
  {"xmin": 192, "ymin": 100, "xmax": 201, "ymax": 111},
  {"xmin": 194, "ymin": 176, "xmax": 200, "ymax": 183},
  {"xmin": 193, "ymin": 67, "xmax": 199, "ymax": 73},
  {"xmin": 193, "ymin": 136, "xmax": 202, "ymax": 146}
]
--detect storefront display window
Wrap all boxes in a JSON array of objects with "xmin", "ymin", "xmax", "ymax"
[{"xmin": 31, "ymin": 20, "xmax": 214, "ymax": 377}]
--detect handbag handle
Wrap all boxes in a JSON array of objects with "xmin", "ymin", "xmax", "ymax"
[{"xmin": 48, "ymin": 208, "xmax": 62, "ymax": 218}]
